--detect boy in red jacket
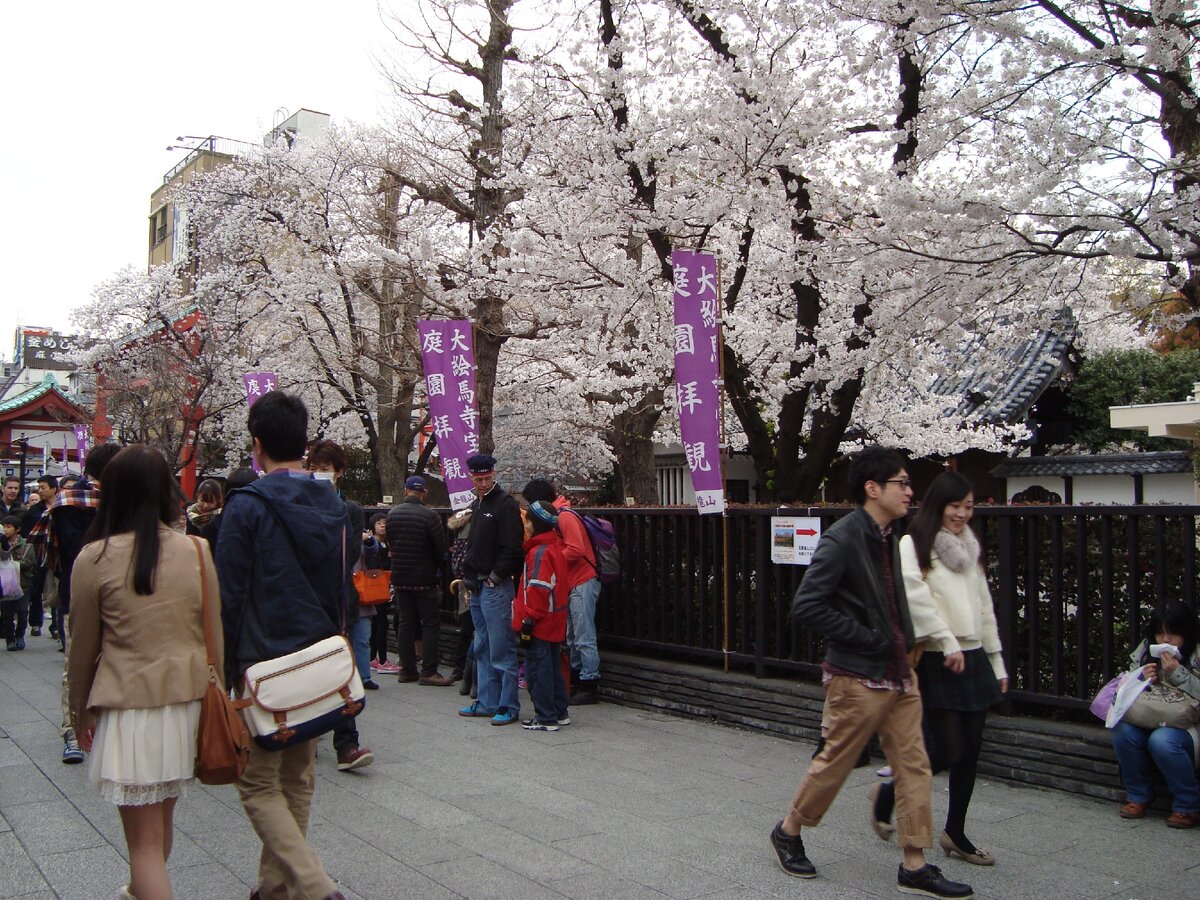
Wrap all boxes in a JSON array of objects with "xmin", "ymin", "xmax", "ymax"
[{"xmin": 514, "ymin": 501, "xmax": 571, "ymax": 731}]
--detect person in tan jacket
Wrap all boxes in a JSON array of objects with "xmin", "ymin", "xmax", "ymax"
[
  {"xmin": 871, "ymin": 472, "xmax": 1008, "ymax": 870},
  {"xmin": 68, "ymin": 445, "xmax": 221, "ymax": 900}
]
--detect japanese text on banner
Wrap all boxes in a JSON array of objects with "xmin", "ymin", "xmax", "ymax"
[
  {"xmin": 671, "ymin": 249, "xmax": 725, "ymax": 515},
  {"xmin": 418, "ymin": 320, "xmax": 480, "ymax": 511},
  {"xmin": 242, "ymin": 372, "xmax": 277, "ymax": 474}
]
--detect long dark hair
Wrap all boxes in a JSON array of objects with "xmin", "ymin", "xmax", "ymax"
[
  {"xmin": 1145, "ymin": 601, "xmax": 1200, "ymax": 665},
  {"xmin": 907, "ymin": 471, "xmax": 981, "ymax": 573},
  {"xmin": 83, "ymin": 445, "xmax": 182, "ymax": 595}
]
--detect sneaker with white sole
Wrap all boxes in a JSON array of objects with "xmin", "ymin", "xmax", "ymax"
[
  {"xmin": 521, "ymin": 718, "xmax": 559, "ymax": 732},
  {"xmin": 62, "ymin": 730, "xmax": 85, "ymax": 765},
  {"xmin": 336, "ymin": 747, "xmax": 374, "ymax": 772}
]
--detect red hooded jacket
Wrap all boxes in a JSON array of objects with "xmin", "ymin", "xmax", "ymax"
[{"xmin": 513, "ymin": 530, "xmax": 569, "ymax": 642}]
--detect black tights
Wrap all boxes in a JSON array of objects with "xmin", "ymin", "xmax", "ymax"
[
  {"xmin": 925, "ymin": 707, "xmax": 987, "ymax": 848},
  {"xmin": 874, "ymin": 707, "xmax": 988, "ymax": 852}
]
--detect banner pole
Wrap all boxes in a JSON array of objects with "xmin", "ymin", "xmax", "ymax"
[{"xmin": 717, "ymin": 252, "xmax": 731, "ymax": 673}]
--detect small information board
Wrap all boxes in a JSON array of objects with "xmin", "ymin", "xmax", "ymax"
[{"xmin": 770, "ymin": 516, "xmax": 821, "ymax": 566}]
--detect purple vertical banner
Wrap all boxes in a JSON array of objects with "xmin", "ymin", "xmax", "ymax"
[
  {"xmin": 242, "ymin": 372, "xmax": 278, "ymax": 474},
  {"xmin": 418, "ymin": 320, "xmax": 480, "ymax": 511},
  {"xmin": 671, "ymin": 249, "xmax": 725, "ymax": 514},
  {"xmin": 72, "ymin": 425, "xmax": 88, "ymax": 472}
]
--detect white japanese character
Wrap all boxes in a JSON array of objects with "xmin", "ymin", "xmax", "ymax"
[
  {"xmin": 427, "ymin": 374, "xmax": 446, "ymax": 397},
  {"xmin": 422, "ymin": 332, "xmax": 444, "ymax": 354},
  {"xmin": 685, "ymin": 441, "xmax": 712, "ymax": 473},
  {"xmin": 450, "ymin": 328, "xmax": 470, "ymax": 352},
  {"xmin": 701, "ymin": 298, "xmax": 718, "ymax": 329},
  {"xmin": 432, "ymin": 414, "xmax": 453, "ymax": 439},
  {"xmin": 676, "ymin": 381, "xmax": 703, "ymax": 414},
  {"xmin": 247, "ymin": 378, "xmax": 261, "ymax": 395},
  {"xmin": 674, "ymin": 324, "xmax": 695, "ymax": 355},
  {"xmin": 465, "ymin": 432, "xmax": 479, "ymax": 453},
  {"xmin": 460, "ymin": 408, "xmax": 479, "ymax": 430},
  {"xmin": 457, "ymin": 380, "xmax": 474, "ymax": 403},
  {"xmin": 696, "ymin": 266, "xmax": 716, "ymax": 298},
  {"xmin": 262, "ymin": 377, "xmax": 275, "ymax": 393},
  {"xmin": 451, "ymin": 354, "xmax": 471, "ymax": 377},
  {"xmin": 672, "ymin": 264, "xmax": 691, "ymax": 297},
  {"xmin": 27, "ymin": 336, "xmax": 41, "ymax": 348},
  {"xmin": 443, "ymin": 458, "xmax": 465, "ymax": 480}
]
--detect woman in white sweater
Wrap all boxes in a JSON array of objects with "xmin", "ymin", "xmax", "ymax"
[{"xmin": 871, "ymin": 472, "xmax": 1008, "ymax": 866}]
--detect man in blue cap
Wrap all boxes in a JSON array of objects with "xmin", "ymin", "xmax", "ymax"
[
  {"xmin": 457, "ymin": 453, "xmax": 524, "ymax": 725},
  {"xmin": 386, "ymin": 475, "xmax": 453, "ymax": 685}
]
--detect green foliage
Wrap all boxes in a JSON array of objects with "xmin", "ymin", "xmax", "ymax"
[{"xmin": 1068, "ymin": 349, "xmax": 1200, "ymax": 451}]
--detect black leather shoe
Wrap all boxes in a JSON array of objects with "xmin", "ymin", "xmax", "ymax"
[
  {"xmin": 897, "ymin": 863, "xmax": 973, "ymax": 898},
  {"xmin": 769, "ymin": 822, "xmax": 816, "ymax": 878}
]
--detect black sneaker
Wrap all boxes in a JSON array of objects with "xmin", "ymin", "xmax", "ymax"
[
  {"xmin": 769, "ymin": 821, "xmax": 816, "ymax": 879},
  {"xmin": 30, "ymin": 628, "xmax": 41, "ymax": 637},
  {"xmin": 897, "ymin": 863, "xmax": 973, "ymax": 898}
]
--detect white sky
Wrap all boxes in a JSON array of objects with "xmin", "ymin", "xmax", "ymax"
[{"xmin": 0, "ymin": 1, "xmax": 411, "ymax": 357}]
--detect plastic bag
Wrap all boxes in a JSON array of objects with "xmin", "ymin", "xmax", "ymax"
[{"xmin": 0, "ymin": 559, "xmax": 21, "ymax": 599}]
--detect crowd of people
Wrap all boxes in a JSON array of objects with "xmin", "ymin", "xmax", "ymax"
[
  {"xmin": 0, "ymin": 391, "xmax": 607, "ymax": 899},
  {"xmin": 2, "ymin": 410, "xmax": 1197, "ymax": 900}
]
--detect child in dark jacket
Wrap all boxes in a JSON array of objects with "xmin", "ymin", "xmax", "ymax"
[{"xmin": 514, "ymin": 501, "xmax": 570, "ymax": 731}]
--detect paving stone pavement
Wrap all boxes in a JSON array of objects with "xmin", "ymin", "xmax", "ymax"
[{"xmin": 0, "ymin": 628, "xmax": 1195, "ymax": 899}]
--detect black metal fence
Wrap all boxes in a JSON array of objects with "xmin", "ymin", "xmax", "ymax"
[{"xmin": 590, "ymin": 505, "xmax": 1200, "ymax": 714}]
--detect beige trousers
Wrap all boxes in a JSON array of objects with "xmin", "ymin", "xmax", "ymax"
[
  {"xmin": 237, "ymin": 737, "xmax": 338, "ymax": 900},
  {"xmin": 784, "ymin": 675, "xmax": 934, "ymax": 849},
  {"xmin": 59, "ymin": 612, "xmax": 72, "ymax": 736}
]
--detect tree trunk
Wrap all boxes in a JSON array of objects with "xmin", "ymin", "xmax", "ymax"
[{"xmin": 608, "ymin": 394, "xmax": 662, "ymax": 505}]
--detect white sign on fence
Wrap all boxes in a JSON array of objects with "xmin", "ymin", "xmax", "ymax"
[{"xmin": 770, "ymin": 516, "xmax": 821, "ymax": 566}]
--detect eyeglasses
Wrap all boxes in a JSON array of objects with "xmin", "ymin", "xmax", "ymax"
[{"xmin": 884, "ymin": 478, "xmax": 913, "ymax": 489}]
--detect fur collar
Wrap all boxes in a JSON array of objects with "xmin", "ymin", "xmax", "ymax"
[{"xmin": 932, "ymin": 526, "xmax": 979, "ymax": 573}]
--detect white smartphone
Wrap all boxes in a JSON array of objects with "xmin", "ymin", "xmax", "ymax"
[{"xmin": 1149, "ymin": 642, "xmax": 1182, "ymax": 660}]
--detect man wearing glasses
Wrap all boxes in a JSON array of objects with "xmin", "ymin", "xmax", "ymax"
[{"xmin": 768, "ymin": 447, "xmax": 973, "ymax": 900}]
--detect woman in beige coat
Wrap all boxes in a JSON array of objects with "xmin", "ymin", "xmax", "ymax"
[
  {"xmin": 68, "ymin": 445, "xmax": 221, "ymax": 900},
  {"xmin": 871, "ymin": 472, "xmax": 1007, "ymax": 867}
]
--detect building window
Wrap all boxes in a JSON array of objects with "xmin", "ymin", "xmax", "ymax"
[
  {"xmin": 149, "ymin": 206, "xmax": 169, "ymax": 248},
  {"xmin": 726, "ymin": 479, "xmax": 750, "ymax": 503}
]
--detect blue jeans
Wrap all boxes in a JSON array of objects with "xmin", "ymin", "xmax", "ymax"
[
  {"xmin": 567, "ymin": 578, "xmax": 601, "ymax": 681},
  {"xmin": 1111, "ymin": 719, "xmax": 1200, "ymax": 812},
  {"xmin": 471, "ymin": 580, "xmax": 519, "ymax": 716},
  {"xmin": 350, "ymin": 615, "xmax": 372, "ymax": 685},
  {"xmin": 526, "ymin": 637, "xmax": 569, "ymax": 724}
]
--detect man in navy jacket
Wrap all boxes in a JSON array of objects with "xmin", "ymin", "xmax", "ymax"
[{"xmin": 216, "ymin": 391, "xmax": 352, "ymax": 900}]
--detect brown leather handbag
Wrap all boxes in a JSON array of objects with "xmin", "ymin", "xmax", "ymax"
[{"xmin": 191, "ymin": 538, "xmax": 252, "ymax": 784}]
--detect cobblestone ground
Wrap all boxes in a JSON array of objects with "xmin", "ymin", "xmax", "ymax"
[{"xmin": 0, "ymin": 625, "xmax": 1195, "ymax": 899}]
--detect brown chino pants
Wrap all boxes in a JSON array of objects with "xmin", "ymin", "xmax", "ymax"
[
  {"xmin": 784, "ymin": 675, "xmax": 934, "ymax": 849},
  {"xmin": 237, "ymin": 737, "xmax": 339, "ymax": 900}
]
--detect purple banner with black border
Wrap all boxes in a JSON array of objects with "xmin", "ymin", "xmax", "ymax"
[
  {"xmin": 418, "ymin": 320, "xmax": 480, "ymax": 511},
  {"xmin": 242, "ymin": 372, "xmax": 277, "ymax": 474},
  {"xmin": 671, "ymin": 249, "xmax": 725, "ymax": 514}
]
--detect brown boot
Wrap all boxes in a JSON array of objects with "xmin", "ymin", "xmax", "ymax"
[{"xmin": 419, "ymin": 673, "xmax": 454, "ymax": 686}]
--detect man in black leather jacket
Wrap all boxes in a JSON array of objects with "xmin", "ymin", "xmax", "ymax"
[{"xmin": 768, "ymin": 447, "xmax": 972, "ymax": 900}]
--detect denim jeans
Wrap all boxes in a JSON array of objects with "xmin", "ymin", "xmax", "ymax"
[
  {"xmin": 470, "ymin": 580, "xmax": 519, "ymax": 716},
  {"xmin": 350, "ymin": 614, "xmax": 372, "ymax": 685},
  {"xmin": 1111, "ymin": 719, "xmax": 1200, "ymax": 812},
  {"xmin": 526, "ymin": 637, "xmax": 569, "ymax": 724},
  {"xmin": 567, "ymin": 578, "xmax": 601, "ymax": 681}
]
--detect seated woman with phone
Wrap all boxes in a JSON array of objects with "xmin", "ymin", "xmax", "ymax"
[{"xmin": 1111, "ymin": 600, "xmax": 1200, "ymax": 828}]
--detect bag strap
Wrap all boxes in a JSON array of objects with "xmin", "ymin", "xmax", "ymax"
[{"xmin": 190, "ymin": 536, "xmax": 221, "ymax": 683}]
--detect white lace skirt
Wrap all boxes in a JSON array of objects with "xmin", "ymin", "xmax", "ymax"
[{"xmin": 89, "ymin": 700, "xmax": 202, "ymax": 806}]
